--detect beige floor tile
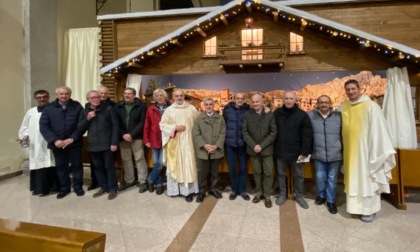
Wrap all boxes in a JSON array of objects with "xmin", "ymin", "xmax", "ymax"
[
  {"xmin": 234, "ymin": 237, "xmax": 280, "ymax": 252},
  {"xmin": 190, "ymin": 233, "xmax": 238, "ymax": 252},
  {"xmin": 120, "ymin": 221, "xmax": 173, "ymax": 252},
  {"xmin": 240, "ymin": 216, "xmax": 280, "ymax": 242},
  {"xmin": 201, "ymin": 212, "xmax": 244, "ymax": 237}
]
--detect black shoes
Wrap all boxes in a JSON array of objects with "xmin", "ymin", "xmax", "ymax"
[
  {"xmin": 139, "ymin": 183, "xmax": 147, "ymax": 193},
  {"xmin": 87, "ymin": 184, "xmax": 98, "ymax": 191},
  {"xmin": 75, "ymin": 189, "xmax": 85, "ymax": 197},
  {"xmin": 315, "ymin": 196, "xmax": 326, "ymax": 205},
  {"xmin": 327, "ymin": 202, "xmax": 338, "ymax": 214},
  {"xmin": 229, "ymin": 192, "xmax": 237, "ymax": 200},
  {"xmin": 196, "ymin": 192, "xmax": 206, "ymax": 203},
  {"xmin": 57, "ymin": 191, "xmax": 70, "ymax": 199},
  {"xmin": 209, "ymin": 190, "xmax": 222, "ymax": 199},
  {"xmin": 148, "ymin": 183, "xmax": 155, "ymax": 193},
  {"xmin": 118, "ymin": 181, "xmax": 136, "ymax": 191},
  {"xmin": 156, "ymin": 186, "xmax": 164, "ymax": 195},
  {"xmin": 240, "ymin": 192, "xmax": 250, "ymax": 201},
  {"xmin": 93, "ymin": 188, "xmax": 108, "ymax": 198},
  {"xmin": 108, "ymin": 191, "xmax": 117, "ymax": 200},
  {"xmin": 185, "ymin": 194, "xmax": 194, "ymax": 203}
]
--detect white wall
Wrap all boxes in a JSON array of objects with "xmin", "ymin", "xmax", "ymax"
[{"xmin": 0, "ymin": 0, "xmax": 26, "ymax": 176}]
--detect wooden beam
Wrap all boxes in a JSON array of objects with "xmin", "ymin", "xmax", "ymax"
[
  {"xmin": 246, "ymin": 3, "xmax": 252, "ymax": 13},
  {"xmin": 219, "ymin": 14, "xmax": 228, "ymax": 25},
  {"xmin": 195, "ymin": 27, "xmax": 207, "ymax": 38},
  {"xmin": 170, "ymin": 39, "xmax": 183, "ymax": 47},
  {"xmin": 273, "ymin": 11, "xmax": 279, "ymax": 22},
  {"xmin": 128, "ymin": 62, "xmax": 144, "ymax": 68}
]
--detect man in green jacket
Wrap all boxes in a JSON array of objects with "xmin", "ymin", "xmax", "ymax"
[
  {"xmin": 193, "ymin": 98, "xmax": 226, "ymax": 203},
  {"xmin": 242, "ymin": 94, "xmax": 277, "ymax": 208}
]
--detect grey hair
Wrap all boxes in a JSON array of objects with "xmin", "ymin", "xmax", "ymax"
[
  {"xmin": 86, "ymin": 90, "xmax": 99, "ymax": 100},
  {"xmin": 203, "ymin": 97, "xmax": 214, "ymax": 103},
  {"xmin": 55, "ymin": 86, "xmax": 72, "ymax": 94},
  {"xmin": 153, "ymin": 88, "xmax": 168, "ymax": 99}
]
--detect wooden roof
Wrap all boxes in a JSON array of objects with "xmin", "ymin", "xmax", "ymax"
[{"xmin": 100, "ymin": 0, "xmax": 420, "ymax": 74}]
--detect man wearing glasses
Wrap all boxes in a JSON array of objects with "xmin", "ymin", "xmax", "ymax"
[
  {"xmin": 78, "ymin": 90, "xmax": 119, "ymax": 200},
  {"xmin": 307, "ymin": 95, "xmax": 342, "ymax": 214},
  {"xmin": 19, "ymin": 90, "xmax": 58, "ymax": 196}
]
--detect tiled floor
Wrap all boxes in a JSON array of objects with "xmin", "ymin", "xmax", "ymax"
[{"xmin": 1, "ymin": 174, "xmax": 420, "ymax": 252}]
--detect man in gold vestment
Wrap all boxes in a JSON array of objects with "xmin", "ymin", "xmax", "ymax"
[
  {"xmin": 160, "ymin": 89, "xmax": 200, "ymax": 202},
  {"xmin": 341, "ymin": 79, "xmax": 395, "ymax": 222}
]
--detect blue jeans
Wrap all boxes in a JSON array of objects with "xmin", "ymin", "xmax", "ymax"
[
  {"xmin": 313, "ymin": 160, "xmax": 341, "ymax": 203},
  {"xmin": 147, "ymin": 148, "xmax": 163, "ymax": 186},
  {"xmin": 226, "ymin": 145, "xmax": 248, "ymax": 194}
]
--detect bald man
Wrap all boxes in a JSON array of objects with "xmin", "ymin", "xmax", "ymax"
[
  {"xmin": 273, "ymin": 91, "xmax": 313, "ymax": 209},
  {"xmin": 242, "ymin": 94, "xmax": 277, "ymax": 208},
  {"xmin": 40, "ymin": 86, "xmax": 84, "ymax": 199}
]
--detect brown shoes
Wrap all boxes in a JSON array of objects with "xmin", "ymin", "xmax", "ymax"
[
  {"xmin": 252, "ymin": 195, "xmax": 261, "ymax": 203},
  {"xmin": 264, "ymin": 199, "xmax": 272, "ymax": 208}
]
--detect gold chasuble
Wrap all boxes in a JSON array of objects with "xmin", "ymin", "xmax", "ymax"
[
  {"xmin": 160, "ymin": 102, "xmax": 200, "ymax": 184},
  {"xmin": 341, "ymin": 95, "xmax": 396, "ymax": 215}
]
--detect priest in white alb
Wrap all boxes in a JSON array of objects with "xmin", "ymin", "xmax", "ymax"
[
  {"xmin": 160, "ymin": 89, "xmax": 200, "ymax": 202},
  {"xmin": 19, "ymin": 90, "xmax": 57, "ymax": 196},
  {"xmin": 340, "ymin": 79, "xmax": 396, "ymax": 222}
]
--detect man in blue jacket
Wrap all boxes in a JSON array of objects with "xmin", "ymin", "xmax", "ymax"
[
  {"xmin": 40, "ymin": 86, "xmax": 84, "ymax": 199},
  {"xmin": 307, "ymin": 95, "xmax": 342, "ymax": 214},
  {"xmin": 223, "ymin": 93, "xmax": 251, "ymax": 201}
]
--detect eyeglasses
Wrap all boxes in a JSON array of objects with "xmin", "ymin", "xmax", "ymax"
[
  {"xmin": 318, "ymin": 101, "xmax": 330, "ymax": 104},
  {"xmin": 35, "ymin": 96, "xmax": 49, "ymax": 99},
  {"xmin": 89, "ymin": 96, "xmax": 100, "ymax": 99},
  {"xmin": 235, "ymin": 97, "xmax": 245, "ymax": 100}
]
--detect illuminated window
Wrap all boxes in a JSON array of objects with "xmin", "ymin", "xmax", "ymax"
[
  {"xmin": 241, "ymin": 28, "xmax": 263, "ymax": 60},
  {"xmin": 290, "ymin": 32, "xmax": 304, "ymax": 53},
  {"xmin": 203, "ymin": 36, "xmax": 217, "ymax": 56}
]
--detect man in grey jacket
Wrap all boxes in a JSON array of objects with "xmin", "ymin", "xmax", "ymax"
[{"xmin": 307, "ymin": 95, "xmax": 342, "ymax": 214}]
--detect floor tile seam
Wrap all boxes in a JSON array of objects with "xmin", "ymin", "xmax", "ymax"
[{"xmin": 165, "ymin": 197, "xmax": 219, "ymax": 252}]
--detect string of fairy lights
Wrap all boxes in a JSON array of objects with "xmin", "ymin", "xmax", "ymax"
[{"xmin": 103, "ymin": 0, "xmax": 420, "ymax": 77}]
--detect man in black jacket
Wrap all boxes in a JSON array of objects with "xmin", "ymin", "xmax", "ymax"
[
  {"xmin": 86, "ymin": 85, "xmax": 116, "ymax": 191},
  {"xmin": 114, "ymin": 87, "xmax": 148, "ymax": 192},
  {"xmin": 40, "ymin": 86, "xmax": 84, "ymax": 199},
  {"xmin": 274, "ymin": 91, "xmax": 313, "ymax": 209},
  {"xmin": 78, "ymin": 90, "xmax": 119, "ymax": 200}
]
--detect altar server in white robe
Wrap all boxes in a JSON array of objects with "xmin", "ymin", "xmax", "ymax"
[
  {"xmin": 19, "ymin": 90, "xmax": 57, "ymax": 196},
  {"xmin": 340, "ymin": 79, "xmax": 395, "ymax": 222}
]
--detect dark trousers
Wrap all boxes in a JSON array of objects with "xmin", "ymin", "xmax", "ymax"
[
  {"xmin": 226, "ymin": 145, "xmax": 248, "ymax": 194},
  {"xmin": 197, "ymin": 158, "xmax": 220, "ymax": 193},
  {"xmin": 89, "ymin": 161, "xmax": 98, "ymax": 186},
  {"xmin": 52, "ymin": 147, "xmax": 83, "ymax": 192},
  {"xmin": 276, "ymin": 159, "xmax": 304, "ymax": 198},
  {"xmin": 90, "ymin": 150, "xmax": 118, "ymax": 192}
]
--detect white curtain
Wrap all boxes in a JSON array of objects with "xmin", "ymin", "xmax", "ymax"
[
  {"xmin": 383, "ymin": 67, "xmax": 417, "ymax": 148},
  {"xmin": 65, "ymin": 27, "xmax": 101, "ymax": 104},
  {"xmin": 126, "ymin": 74, "xmax": 142, "ymax": 98}
]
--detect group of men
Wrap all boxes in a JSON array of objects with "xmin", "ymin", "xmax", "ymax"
[{"xmin": 20, "ymin": 79, "xmax": 395, "ymax": 222}]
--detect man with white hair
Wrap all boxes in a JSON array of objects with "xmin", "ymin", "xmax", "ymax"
[{"xmin": 40, "ymin": 86, "xmax": 84, "ymax": 199}]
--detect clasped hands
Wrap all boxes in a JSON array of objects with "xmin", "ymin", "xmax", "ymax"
[{"xmin": 204, "ymin": 144, "xmax": 217, "ymax": 154}]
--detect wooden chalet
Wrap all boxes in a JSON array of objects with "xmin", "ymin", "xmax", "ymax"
[{"xmin": 97, "ymin": 0, "xmax": 420, "ymax": 209}]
